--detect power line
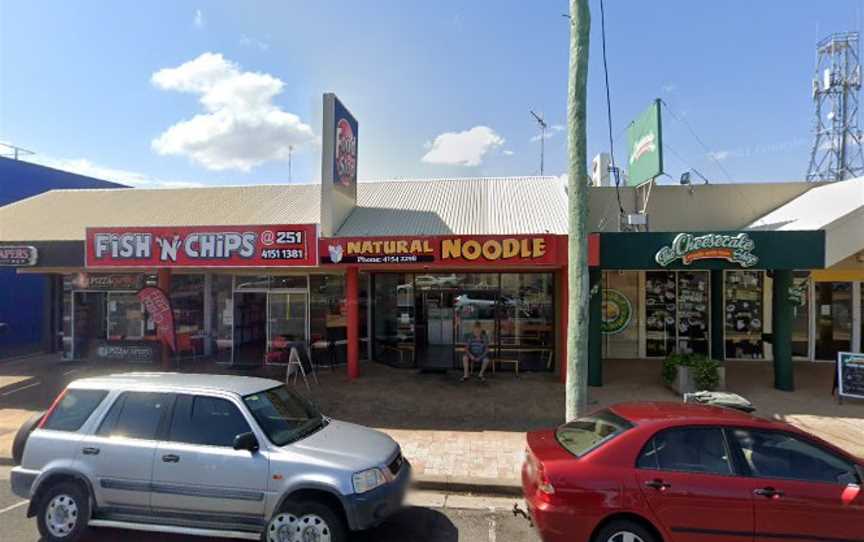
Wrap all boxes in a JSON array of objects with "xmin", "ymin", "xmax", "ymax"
[
  {"xmin": 599, "ymin": 0, "xmax": 625, "ymax": 218},
  {"xmin": 661, "ymin": 99, "xmax": 734, "ymax": 182}
]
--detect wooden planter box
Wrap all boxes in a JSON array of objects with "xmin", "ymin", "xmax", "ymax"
[{"xmin": 667, "ymin": 365, "xmax": 726, "ymax": 395}]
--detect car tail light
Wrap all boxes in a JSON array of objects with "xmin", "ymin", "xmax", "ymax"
[
  {"xmin": 536, "ymin": 461, "xmax": 556, "ymax": 496},
  {"xmin": 38, "ymin": 388, "xmax": 68, "ymax": 429}
]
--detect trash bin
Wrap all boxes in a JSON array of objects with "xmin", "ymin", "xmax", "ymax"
[{"xmin": 683, "ymin": 391, "xmax": 755, "ymax": 413}]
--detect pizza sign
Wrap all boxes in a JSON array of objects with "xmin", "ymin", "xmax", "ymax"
[{"xmin": 333, "ymin": 97, "xmax": 358, "ymax": 189}]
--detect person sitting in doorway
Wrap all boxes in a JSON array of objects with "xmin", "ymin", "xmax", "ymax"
[{"xmin": 462, "ymin": 322, "xmax": 490, "ymax": 382}]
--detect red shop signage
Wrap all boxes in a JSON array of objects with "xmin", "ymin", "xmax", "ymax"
[
  {"xmin": 86, "ymin": 224, "xmax": 318, "ymax": 268},
  {"xmin": 319, "ymin": 234, "xmax": 574, "ymax": 266}
]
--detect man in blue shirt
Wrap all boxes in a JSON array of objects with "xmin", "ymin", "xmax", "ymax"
[{"xmin": 462, "ymin": 322, "xmax": 490, "ymax": 382}]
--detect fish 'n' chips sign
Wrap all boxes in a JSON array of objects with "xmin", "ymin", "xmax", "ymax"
[
  {"xmin": 319, "ymin": 235, "xmax": 577, "ymax": 266},
  {"xmin": 86, "ymin": 225, "xmax": 318, "ymax": 268}
]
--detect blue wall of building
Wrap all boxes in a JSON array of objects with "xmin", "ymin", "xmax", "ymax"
[{"xmin": 0, "ymin": 157, "xmax": 123, "ymax": 358}]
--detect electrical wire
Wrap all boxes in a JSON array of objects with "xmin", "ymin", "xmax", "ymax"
[
  {"xmin": 600, "ymin": 0, "xmax": 625, "ymax": 219},
  {"xmin": 661, "ymin": 99, "xmax": 734, "ymax": 182}
]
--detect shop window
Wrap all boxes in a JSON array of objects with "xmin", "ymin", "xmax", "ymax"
[
  {"xmin": 234, "ymin": 275, "xmax": 271, "ymax": 290},
  {"xmin": 677, "ymin": 272, "xmax": 709, "ymax": 356},
  {"xmin": 725, "ymin": 271, "xmax": 764, "ymax": 359},
  {"xmin": 601, "ymin": 271, "xmax": 640, "ymax": 359},
  {"xmin": 453, "ymin": 274, "xmax": 499, "ymax": 343},
  {"xmin": 107, "ymin": 293, "xmax": 147, "ymax": 340},
  {"xmin": 645, "ymin": 271, "xmax": 677, "ymax": 357},
  {"xmin": 310, "ymin": 275, "xmax": 346, "ymax": 343},
  {"xmin": 815, "ymin": 282, "xmax": 852, "ymax": 360},
  {"xmin": 210, "ymin": 275, "xmax": 233, "ymax": 363},
  {"xmin": 791, "ymin": 272, "xmax": 810, "ymax": 358},
  {"xmin": 170, "ymin": 274, "xmax": 204, "ymax": 336},
  {"xmin": 271, "ymin": 275, "xmax": 308, "ymax": 290},
  {"xmin": 499, "ymin": 273, "xmax": 554, "ymax": 371},
  {"xmin": 373, "ymin": 273, "xmax": 415, "ymax": 367}
]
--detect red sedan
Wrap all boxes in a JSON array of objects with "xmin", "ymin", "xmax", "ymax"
[{"xmin": 522, "ymin": 402, "xmax": 864, "ymax": 542}]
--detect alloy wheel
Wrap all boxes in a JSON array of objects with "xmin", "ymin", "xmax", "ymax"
[{"xmin": 607, "ymin": 532, "xmax": 645, "ymax": 542}]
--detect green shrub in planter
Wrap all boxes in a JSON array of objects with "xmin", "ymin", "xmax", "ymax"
[
  {"xmin": 691, "ymin": 356, "xmax": 721, "ymax": 391},
  {"xmin": 662, "ymin": 353, "xmax": 722, "ymax": 392}
]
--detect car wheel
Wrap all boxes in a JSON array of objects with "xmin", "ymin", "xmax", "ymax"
[
  {"xmin": 264, "ymin": 500, "xmax": 346, "ymax": 542},
  {"xmin": 36, "ymin": 481, "xmax": 90, "ymax": 542},
  {"xmin": 11, "ymin": 411, "xmax": 44, "ymax": 465},
  {"xmin": 594, "ymin": 519, "xmax": 658, "ymax": 542}
]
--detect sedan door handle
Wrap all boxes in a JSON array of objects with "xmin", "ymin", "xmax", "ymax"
[
  {"xmin": 754, "ymin": 487, "xmax": 784, "ymax": 499},
  {"xmin": 82, "ymin": 447, "xmax": 100, "ymax": 456},
  {"xmin": 161, "ymin": 454, "xmax": 180, "ymax": 463},
  {"xmin": 644, "ymin": 479, "xmax": 672, "ymax": 491}
]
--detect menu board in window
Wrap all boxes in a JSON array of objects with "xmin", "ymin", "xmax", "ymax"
[
  {"xmin": 725, "ymin": 271, "xmax": 764, "ymax": 359},
  {"xmin": 645, "ymin": 271, "xmax": 676, "ymax": 357},
  {"xmin": 677, "ymin": 272, "xmax": 709, "ymax": 355}
]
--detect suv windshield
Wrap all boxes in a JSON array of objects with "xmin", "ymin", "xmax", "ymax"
[
  {"xmin": 243, "ymin": 385, "xmax": 324, "ymax": 446},
  {"xmin": 556, "ymin": 409, "xmax": 633, "ymax": 457}
]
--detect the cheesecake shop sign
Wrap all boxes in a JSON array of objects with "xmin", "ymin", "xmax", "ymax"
[{"xmin": 655, "ymin": 233, "xmax": 758, "ymax": 268}]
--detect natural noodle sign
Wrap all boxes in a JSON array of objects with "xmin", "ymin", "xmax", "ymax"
[{"xmin": 655, "ymin": 233, "xmax": 758, "ymax": 268}]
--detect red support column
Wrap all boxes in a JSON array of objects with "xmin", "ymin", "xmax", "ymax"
[
  {"xmin": 346, "ymin": 266, "xmax": 360, "ymax": 380},
  {"xmin": 558, "ymin": 267, "xmax": 568, "ymax": 384},
  {"xmin": 158, "ymin": 268, "xmax": 172, "ymax": 371}
]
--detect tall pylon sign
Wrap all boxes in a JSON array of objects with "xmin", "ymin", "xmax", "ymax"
[{"xmin": 806, "ymin": 32, "xmax": 864, "ymax": 181}]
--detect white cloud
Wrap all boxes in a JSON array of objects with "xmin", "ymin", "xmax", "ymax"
[
  {"xmin": 529, "ymin": 123, "xmax": 564, "ymax": 142},
  {"xmin": 193, "ymin": 9, "xmax": 205, "ymax": 28},
  {"xmin": 707, "ymin": 150, "xmax": 730, "ymax": 161},
  {"xmin": 502, "ymin": 150, "xmax": 514, "ymax": 156},
  {"xmin": 421, "ymin": 126, "xmax": 504, "ymax": 167},
  {"xmin": 27, "ymin": 155, "xmax": 203, "ymax": 189},
  {"xmin": 240, "ymin": 35, "xmax": 270, "ymax": 51},
  {"xmin": 662, "ymin": 83, "xmax": 677, "ymax": 93},
  {"xmin": 151, "ymin": 53, "xmax": 315, "ymax": 171}
]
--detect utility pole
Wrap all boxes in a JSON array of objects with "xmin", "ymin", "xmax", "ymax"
[{"xmin": 566, "ymin": 0, "xmax": 591, "ymax": 421}]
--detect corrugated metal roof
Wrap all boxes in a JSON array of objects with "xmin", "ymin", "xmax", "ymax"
[
  {"xmin": 0, "ymin": 177, "xmax": 567, "ymax": 241},
  {"xmin": 747, "ymin": 178, "xmax": 864, "ymax": 231},
  {"xmin": 0, "ymin": 184, "xmax": 321, "ymax": 241},
  {"xmin": 344, "ymin": 176, "xmax": 567, "ymax": 236}
]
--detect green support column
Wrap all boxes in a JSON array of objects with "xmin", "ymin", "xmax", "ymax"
[
  {"xmin": 772, "ymin": 269, "xmax": 795, "ymax": 391},
  {"xmin": 710, "ymin": 270, "xmax": 725, "ymax": 360},
  {"xmin": 588, "ymin": 268, "xmax": 603, "ymax": 387}
]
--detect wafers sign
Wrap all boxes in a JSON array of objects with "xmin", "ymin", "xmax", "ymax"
[
  {"xmin": 86, "ymin": 225, "xmax": 318, "ymax": 268},
  {"xmin": 0, "ymin": 245, "xmax": 37, "ymax": 267}
]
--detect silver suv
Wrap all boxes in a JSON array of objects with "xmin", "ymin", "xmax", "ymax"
[{"xmin": 10, "ymin": 373, "xmax": 410, "ymax": 542}]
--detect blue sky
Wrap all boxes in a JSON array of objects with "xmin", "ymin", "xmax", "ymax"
[{"xmin": 1, "ymin": 0, "xmax": 862, "ymax": 187}]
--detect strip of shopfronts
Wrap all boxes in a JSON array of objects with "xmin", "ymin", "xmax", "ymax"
[
  {"xmin": 595, "ymin": 230, "xmax": 826, "ymax": 390},
  {"xmin": 11, "ymin": 226, "xmax": 601, "ymax": 383}
]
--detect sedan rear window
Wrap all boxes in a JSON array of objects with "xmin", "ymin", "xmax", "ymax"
[
  {"xmin": 42, "ymin": 389, "xmax": 108, "ymax": 432},
  {"xmin": 556, "ymin": 409, "xmax": 633, "ymax": 457}
]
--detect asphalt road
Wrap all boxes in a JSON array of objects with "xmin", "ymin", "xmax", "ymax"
[{"xmin": 0, "ymin": 468, "xmax": 538, "ymax": 542}]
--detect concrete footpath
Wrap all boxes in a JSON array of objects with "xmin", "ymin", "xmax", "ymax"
[{"xmin": 2, "ymin": 354, "xmax": 864, "ymax": 497}]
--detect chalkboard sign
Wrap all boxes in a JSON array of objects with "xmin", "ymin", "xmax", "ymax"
[{"xmin": 838, "ymin": 352, "xmax": 864, "ymax": 400}]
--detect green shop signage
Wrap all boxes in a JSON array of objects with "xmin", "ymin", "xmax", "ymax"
[
  {"xmin": 600, "ymin": 231, "xmax": 825, "ymax": 270},
  {"xmin": 655, "ymin": 233, "xmax": 758, "ymax": 268},
  {"xmin": 602, "ymin": 289, "xmax": 632, "ymax": 334}
]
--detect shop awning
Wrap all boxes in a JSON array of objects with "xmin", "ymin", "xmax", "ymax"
[{"xmin": 747, "ymin": 178, "xmax": 864, "ymax": 267}]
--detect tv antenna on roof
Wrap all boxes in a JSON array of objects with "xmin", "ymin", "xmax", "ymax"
[{"xmin": 530, "ymin": 110, "xmax": 548, "ymax": 175}]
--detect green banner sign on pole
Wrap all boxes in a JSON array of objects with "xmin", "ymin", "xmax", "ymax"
[{"xmin": 627, "ymin": 99, "xmax": 663, "ymax": 186}]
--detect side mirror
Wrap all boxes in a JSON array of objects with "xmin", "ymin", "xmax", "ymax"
[{"xmin": 233, "ymin": 432, "xmax": 259, "ymax": 453}]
